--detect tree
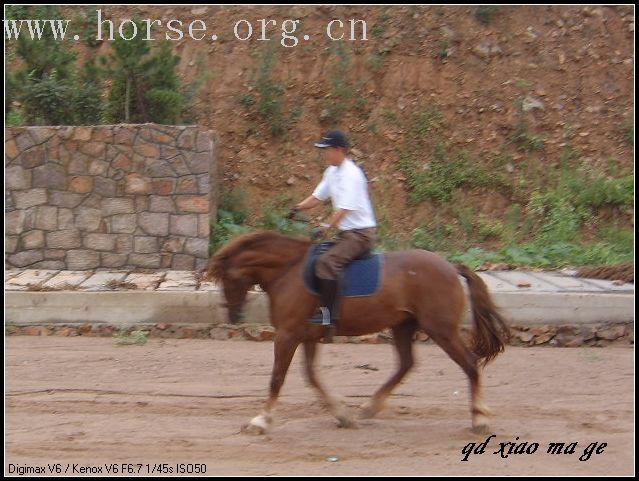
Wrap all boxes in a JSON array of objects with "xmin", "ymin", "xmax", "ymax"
[{"xmin": 101, "ymin": 20, "xmax": 184, "ymax": 124}]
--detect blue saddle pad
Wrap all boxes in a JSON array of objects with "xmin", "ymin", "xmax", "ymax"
[{"xmin": 303, "ymin": 242, "xmax": 383, "ymax": 297}]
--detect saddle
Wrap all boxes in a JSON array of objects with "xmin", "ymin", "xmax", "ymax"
[{"xmin": 303, "ymin": 242, "xmax": 383, "ymax": 297}]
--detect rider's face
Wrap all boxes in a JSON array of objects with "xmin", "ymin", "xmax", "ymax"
[{"xmin": 323, "ymin": 147, "xmax": 346, "ymax": 166}]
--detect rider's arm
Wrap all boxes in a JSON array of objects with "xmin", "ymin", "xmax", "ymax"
[
  {"xmin": 295, "ymin": 195, "xmax": 323, "ymax": 210},
  {"xmin": 323, "ymin": 208, "xmax": 350, "ymax": 229}
]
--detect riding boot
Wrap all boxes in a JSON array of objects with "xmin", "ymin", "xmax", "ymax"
[{"xmin": 308, "ymin": 278, "xmax": 339, "ymax": 326}]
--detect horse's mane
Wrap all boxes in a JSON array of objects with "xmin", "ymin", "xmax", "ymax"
[{"xmin": 205, "ymin": 230, "xmax": 310, "ymax": 282}]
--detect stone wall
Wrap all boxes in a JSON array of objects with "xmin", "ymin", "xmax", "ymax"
[{"xmin": 5, "ymin": 124, "xmax": 216, "ymax": 271}]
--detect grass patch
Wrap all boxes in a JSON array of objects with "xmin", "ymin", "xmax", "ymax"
[
  {"xmin": 448, "ymin": 236, "xmax": 634, "ymax": 269},
  {"xmin": 621, "ymin": 115, "xmax": 634, "ymax": 146},
  {"xmin": 114, "ymin": 327, "xmax": 149, "ymax": 346},
  {"xmin": 410, "ymin": 219, "xmax": 454, "ymax": 252},
  {"xmin": 400, "ymin": 145, "xmax": 509, "ymax": 204}
]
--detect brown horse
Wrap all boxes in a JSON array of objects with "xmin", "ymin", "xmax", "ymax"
[{"xmin": 205, "ymin": 230, "xmax": 510, "ymax": 434}]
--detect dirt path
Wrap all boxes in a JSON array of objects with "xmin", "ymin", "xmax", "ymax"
[{"xmin": 5, "ymin": 337, "xmax": 634, "ymax": 476}]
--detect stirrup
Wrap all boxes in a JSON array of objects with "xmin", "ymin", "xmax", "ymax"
[{"xmin": 308, "ymin": 306, "xmax": 332, "ymax": 326}]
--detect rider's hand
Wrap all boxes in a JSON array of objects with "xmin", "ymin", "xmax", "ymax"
[
  {"xmin": 311, "ymin": 223, "xmax": 331, "ymax": 241},
  {"xmin": 310, "ymin": 227, "xmax": 323, "ymax": 241},
  {"xmin": 287, "ymin": 207, "xmax": 300, "ymax": 220}
]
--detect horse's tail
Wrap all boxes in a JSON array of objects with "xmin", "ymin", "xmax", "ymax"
[{"xmin": 455, "ymin": 263, "xmax": 510, "ymax": 366}]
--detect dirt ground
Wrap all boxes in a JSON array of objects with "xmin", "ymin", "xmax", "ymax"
[{"xmin": 5, "ymin": 337, "xmax": 634, "ymax": 476}]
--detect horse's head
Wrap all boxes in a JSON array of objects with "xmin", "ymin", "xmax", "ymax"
[
  {"xmin": 205, "ymin": 252, "xmax": 251, "ymax": 324},
  {"xmin": 204, "ymin": 231, "xmax": 311, "ymax": 324}
]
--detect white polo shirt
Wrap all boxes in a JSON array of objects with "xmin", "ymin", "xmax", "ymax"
[{"xmin": 312, "ymin": 158, "xmax": 377, "ymax": 231}]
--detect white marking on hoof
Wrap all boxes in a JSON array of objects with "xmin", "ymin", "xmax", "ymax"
[{"xmin": 242, "ymin": 414, "xmax": 271, "ymax": 435}]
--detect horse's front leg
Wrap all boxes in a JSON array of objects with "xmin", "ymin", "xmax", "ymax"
[
  {"xmin": 242, "ymin": 330, "xmax": 300, "ymax": 435},
  {"xmin": 303, "ymin": 340, "xmax": 355, "ymax": 428}
]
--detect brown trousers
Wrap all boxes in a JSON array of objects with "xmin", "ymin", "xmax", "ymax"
[{"xmin": 315, "ymin": 227, "xmax": 377, "ymax": 280}]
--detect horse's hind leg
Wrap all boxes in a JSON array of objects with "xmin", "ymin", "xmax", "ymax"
[
  {"xmin": 421, "ymin": 323, "xmax": 491, "ymax": 434},
  {"xmin": 360, "ymin": 319, "xmax": 417, "ymax": 419},
  {"xmin": 243, "ymin": 330, "xmax": 300, "ymax": 435},
  {"xmin": 303, "ymin": 341, "xmax": 354, "ymax": 428}
]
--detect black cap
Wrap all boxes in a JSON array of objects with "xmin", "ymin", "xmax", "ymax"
[{"xmin": 314, "ymin": 130, "xmax": 349, "ymax": 149}]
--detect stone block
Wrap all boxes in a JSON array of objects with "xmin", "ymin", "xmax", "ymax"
[
  {"xmin": 49, "ymin": 191, "xmax": 85, "ymax": 208},
  {"xmin": 139, "ymin": 212, "xmax": 169, "ymax": 236},
  {"xmin": 6, "ymin": 166, "xmax": 31, "ymax": 190},
  {"xmin": 89, "ymin": 159, "xmax": 109, "ymax": 176},
  {"xmin": 135, "ymin": 142, "xmax": 161, "ymax": 158},
  {"xmin": 22, "ymin": 230, "xmax": 45, "ymax": 249},
  {"xmin": 149, "ymin": 196, "xmax": 175, "ymax": 213},
  {"xmin": 34, "ymin": 206, "xmax": 58, "ymax": 230},
  {"xmin": 198, "ymin": 214, "xmax": 210, "ymax": 237},
  {"xmin": 58, "ymin": 208, "xmax": 75, "ymax": 229},
  {"xmin": 72, "ymin": 127, "xmax": 93, "ymax": 141},
  {"xmin": 74, "ymin": 208, "xmax": 103, "ymax": 232},
  {"xmin": 4, "ymin": 210, "xmax": 26, "ymax": 235},
  {"xmin": 6, "ymin": 235, "xmax": 19, "ymax": 253},
  {"xmin": 110, "ymin": 214, "xmax": 137, "ymax": 233},
  {"xmin": 46, "ymin": 230, "xmax": 81, "ymax": 249},
  {"xmin": 32, "ymin": 163, "xmax": 66, "ymax": 190},
  {"xmin": 21, "ymin": 146, "xmax": 46, "ymax": 168},
  {"xmin": 84, "ymin": 233, "xmax": 118, "ymax": 251},
  {"xmin": 101, "ymin": 198, "xmax": 135, "ymax": 216},
  {"xmin": 186, "ymin": 152, "xmax": 210, "ymax": 174},
  {"xmin": 115, "ymin": 235, "xmax": 133, "ymax": 253},
  {"xmin": 69, "ymin": 176, "xmax": 94, "ymax": 194},
  {"xmin": 176, "ymin": 195, "xmax": 209, "ymax": 213},
  {"xmin": 184, "ymin": 238, "xmax": 209, "ymax": 258},
  {"xmin": 172, "ymin": 254, "xmax": 195, "ymax": 270},
  {"xmin": 129, "ymin": 253, "xmax": 161, "ymax": 268},
  {"xmin": 15, "ymin": 131, "xmax": 35, "ymax": 151},
  {"xmin": 196, "ymin": 131, "xmax": 211, "ymax": 152},
  {"xmin": 67, "ymin": 250, "xmax": 100, "ymax": 270},
  {"xmin": 161, "ymin": 237, "xmax": 185, "ymax": 253},
  {"xmin": 101, "ymin": 253, "xmax": 129, "ymax": 268},
  {"xmin": 13, "ymin": 189, "xmax": 47, "ymax": 209},
  {"xmin": 94, "ymin": 177, "xmax": 117, "ymax": 197},
  {"xmin": 125, "ymin": 174, "xmax": 151, "ymax": 194},
  {"xmin": 7, "ymin": 250, "xmax": 44, "ymax": 268},
  {"xmin": 177, "ymin": 176, "xmax": 198, "ymax": 194},
  {"xmin": 134, "ymin": 236, "xmax": 159, "ymax": 253},
  {"xmin": 197, "ymin": 174, "xmax": 210, "ymax": 193},
  {"xmin": 170, "ymin": 214, "xmax": 198, "ymax": 236},
  {"xmin": 5, "ymin": 138, "xmax": 19, "ymax": 159}
]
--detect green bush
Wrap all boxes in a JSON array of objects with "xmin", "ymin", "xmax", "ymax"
[
  {"xmin": 22, "ymin": 72, "xmax": 73, "ymax": 125},
  {"xmin": 6, "ymin": 110, "xmax": 24, "ymax": 127},
  {"xmin": 529, "ymin": 165, "xmax": 633, "ymax": 245},
  {"xmin": 145, "ymin": 88, "xmax": 182, "ymax": 125},
  {"xmin": 410, "ymin": 221, "xmax": 453, "ymax": 252},
  {"xmin": 400, "ymin": 145, "xmax": 507, "ymax": 204},
  {"xmin": 252, "ymin": 46, "xmax": 286, "ymax": 136}
]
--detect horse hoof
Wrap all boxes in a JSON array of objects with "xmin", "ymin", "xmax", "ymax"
[
  {"xmin": 337, "ymin": 416, "xmax": 356, "ymax": 429},
  {"xmin": 241, "ymin": 423, "xmax": 265, "ymax": 435},
  {"xmin": 471, "ymin": 423, "xmax": 490, "ymax": 435},
  {"xmin": 242, "ymin": 415, "xmax": 271, "ymax": 435},
  {"xmin": 359, "ymin": 405, "xmax": 377, "ymax": 419}
]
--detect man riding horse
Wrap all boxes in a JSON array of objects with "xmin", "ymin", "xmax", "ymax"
[{"xmin": 291, "ymin": 130, "xmax": 377, "ymax": 327}]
